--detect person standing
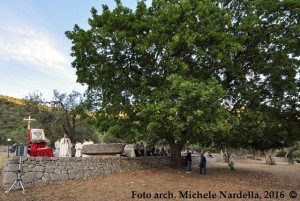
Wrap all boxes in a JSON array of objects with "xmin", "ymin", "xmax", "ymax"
[
  {"xmin": 59, "ymin": 133, "xmax": 72, "ymax": 157},
  {"xmin": 54, "ymin": 139, "xmax": 60, "ymax": 157},
  {"xmin": 186, "ymin": 148, "xmax": 192, "ymax": 173},
  {"xmin": 71, "ymin": 142, "xmax": 76, "ymax": 157},
  {"xmin": 82, "ymin": 138, "xmax": 90, "ymax": 157},
  {"xmin": 75, "ymin": 140, "xmax": 83, "ymax": 157},
  {"xmin": 135, "ymin": 142, "xmax": 140, "ymax": 157},
  {"xmin": 151, "ymin": 145, "xmax": 155, "ymax": 156},
  {"xmin": 199, "ymin": 152, "xmax": 207, "ymax": 175},
  {"xmin": 140, "ymin": 142, "xmax": 145, "ymax": 156},
  {"xmin": 146, "ymin": 144, "xmax": 152, "ymax": 156},
  {"xmin": 160, "ymin": 145, "xmax": 165, "ymax": 156}
]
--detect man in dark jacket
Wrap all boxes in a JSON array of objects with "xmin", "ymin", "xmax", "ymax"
[
  {"xmin": 199, "ymin": 152, "xmax": 207, "ymax": 175},
  {"xmin": 186, "ymin": 148, "xmax": 192, "ymax": 173}
]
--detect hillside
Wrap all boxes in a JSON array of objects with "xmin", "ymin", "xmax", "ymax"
[
  {"xmin": 0, "ymin": 94, "xmax": 98, "ymax": 146},
  {"xmin": 0, "ymin": 95, "xmax": 29, "ymax": 143},
  {"xmin": 0, "ymin": 94, "xmax": 25, "ymax": 105}
]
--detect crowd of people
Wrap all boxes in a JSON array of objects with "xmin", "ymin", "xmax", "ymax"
[
  {"xmin": 134, "ymin": 142, "xmax": 171, "ymax": 157},
  {"xmin": 133, "ymin": 143, "xmax": 212, "ymax": 175},
  {"xmin": 53, "ymin": 134, "xmax": 171, "ymax": 158},
  {"xmin": 184, "ymin": 148, "xmax": 212, "ymax": 175},
  {"xmin": 9, "ymin": 132, "xmax": 214, "ymax": 176},
  {"xmin": 54, "ymin": 133, "xmax": 94, "ymax": 158},
  {"xmin": 51, "ymin": 134, "xmax": 213, "ymax": 176}
]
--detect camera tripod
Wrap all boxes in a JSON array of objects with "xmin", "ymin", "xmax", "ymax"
[{"xmin": 5, "ymin": 156, "xmax": 26, "ymax": 193}]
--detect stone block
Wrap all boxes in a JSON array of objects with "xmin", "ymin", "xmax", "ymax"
[
  {"xmin": 22, "ymin": 172, "xmax": 36, "ymax": 183},
  {"xmin": 76, "ymin": 174, "xmax": 84, "ymax": 179},
  {"xmin": 60, "ymin": 174, "xmax": 69, "ymax": 180},
  {"xmin": 23, "ymin": 166, "xmax": 30, "ymax": 173},
  {"xmin": 69, "ymin": 174, "xmax": 76, "ymax": 180},
  {"xmin": 45, "ymin": 167, "xmax": 54, "ymax": 173},
  {"xmin": 50, "ymin": 173, "xmax": 60, "ymax": 181},
  {"xmin": 67, "ymin": 169, "xmax": 75, "ymax": 175},
  {"xmin": 53, "ymin": 169, "xmax": 61, "ymax": 174},
  {"xmin": 42, "ymin": 173, "xmax": 50, "ymax": 181},
  {"xmin": 5, "ymin": 164, "xmax": 20, "ymax": 172},
  {"xmin": 3, "ymin": 172, "xmax": 17, "ymax": 185},
  {"xmin": 32, "ymin": 165, "xmax": 45, "ymax": 172},
  {"xmin": 36, "ymin": 172, "xmax": 44, "ymax": 179},
  {"xmin": 82, "ymin": 143, "xmax": 125, "ymax": 155}
]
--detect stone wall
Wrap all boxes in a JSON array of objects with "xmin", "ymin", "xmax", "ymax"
[
  {"xmin": 0, "ymin": 145, "xmax": 9, "ymax": 152},
  {"xmin": 2, "ymin": 156, "xmax": 171, "ymax": 190}
]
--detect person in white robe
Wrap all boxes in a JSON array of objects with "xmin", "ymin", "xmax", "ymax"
[
  {"xmin": 75, "ymin": 141, "xmax": 83, "ymax": 157},
  {"xmin": 82, "ymin": 139, "xmax": 90, "ymax": 157},
  {"xmin": 54, "ymin": 139, "xmax": 60, "ymax": 157},
  {"xmin": 59, "ymin": 133, "xmax": 72, "ymax": 157}
]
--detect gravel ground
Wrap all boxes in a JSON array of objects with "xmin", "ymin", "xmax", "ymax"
[{"xmin": 1, "ymin": 158, "xmax": 300, "ymax": 201}]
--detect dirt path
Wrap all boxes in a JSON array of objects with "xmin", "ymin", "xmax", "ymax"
[{"xmin": 1, "ymin": 159, "xmax": 300, "ymax": 201}]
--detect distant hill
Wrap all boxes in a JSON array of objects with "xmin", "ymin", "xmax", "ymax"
[
  {"xmin": 0, "ymin": 94, "xmax": 98, "ymax": 145},
  {"xmin": 0, "ymin": 95, "xmax": 28, "ymax": 143},
  {"xmin": 0, "ymin": 94, "xmax": 26, "ymax": 127},
  {"xmin": 0, "ymin": 94, "xmax": 25, "ymax": 105}
]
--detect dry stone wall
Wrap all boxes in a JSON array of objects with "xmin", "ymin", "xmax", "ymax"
[{"xmin": 3, "ymin": 156, "xmax": 171, "ymax": 189}]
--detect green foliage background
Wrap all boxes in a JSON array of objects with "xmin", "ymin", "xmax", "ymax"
[{"xmin": 0, "ymin": 94, "xmax": 97, "ymax": 146}]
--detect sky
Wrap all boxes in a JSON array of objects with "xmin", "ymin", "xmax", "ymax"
[{"xmin": 0, "ymin": 0, "xmax": 150, "ymax": 101}]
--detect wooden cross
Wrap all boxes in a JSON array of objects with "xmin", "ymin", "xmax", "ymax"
[{"xmin": 24, "ymin": 116, "xmax": 35, "ymax": 129}]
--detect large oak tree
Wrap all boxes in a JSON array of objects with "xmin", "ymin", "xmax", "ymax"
[{"xmin": 66, "ymin": 0, "xmax": 300, "ymax": 167}]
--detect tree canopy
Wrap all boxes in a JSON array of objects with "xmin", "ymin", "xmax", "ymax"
[{"xmin": 66, "ymin": 0, "xmax": 300, "ymax": 167}]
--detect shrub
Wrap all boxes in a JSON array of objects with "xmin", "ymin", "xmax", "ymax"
[{"xmin": 276, "ymin": 150, "xmax": 286, "ymax": 157}]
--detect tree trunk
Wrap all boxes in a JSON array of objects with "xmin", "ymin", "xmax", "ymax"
[
  {"xmin": 169, "ymin": 141, "xmax": 184, "ymax": 168},
  {"xmin": 265, "ymin": 149, "xmax": 276, "ymax": 165},
  {"xmin": 223, "ymin": 152, "xmax": 229, "ymax": 163},
  {"xmin": 223, "ymin": 148, "xmax": 233, "ymax": 163},
  {"xmin": 285, "ymin": 143, "xmax": 300, "ymax": 164},
  {"xmin": 252, "ymin": 150, "xmax": 259, "ymax": 160}
]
